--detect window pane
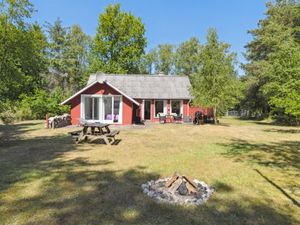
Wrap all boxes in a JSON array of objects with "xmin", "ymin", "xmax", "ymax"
[
  {"xmin": 155, "ymin": 101, "xmax": 164, "ymax": 117},
  {"xmin": 171, "ymin": 101, "xmax": 181, "ymax": 115},
  {"xmin": 84, "ymin": 97, "xmax": 93, "ymax": 120},
  {"xmin": 104, "ymin": 96, "xmax": 112, "ymax": 121},
  {"xmin": 93, "ymin": 98, "xmax": 99, "ymax": 120},
  {"xmin": 114, "ymin": 96, "xmax": 120, "ymax": 122}
]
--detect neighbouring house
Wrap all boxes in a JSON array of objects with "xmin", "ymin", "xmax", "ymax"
[{"xmin": 61, "ymin": 73, "xmax": 212, "ymax": 125}]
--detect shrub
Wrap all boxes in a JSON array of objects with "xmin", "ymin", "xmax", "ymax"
[
  {"xmin": 0, "ymin": 110, "xmax": 16, "ymax": 124},
  {"xmin": 17, "ymin": 88, "xmax": 70, "ymax": 120}
]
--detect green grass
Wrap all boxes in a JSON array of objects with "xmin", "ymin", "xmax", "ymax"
[{"xmin": 0, "ymin": 118, "xmax": 299, "ymax": 225}]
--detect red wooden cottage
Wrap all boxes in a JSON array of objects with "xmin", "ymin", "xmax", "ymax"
[{"xmin": 61, "ymin": 73, "xmax": 210, "ymax": 125}]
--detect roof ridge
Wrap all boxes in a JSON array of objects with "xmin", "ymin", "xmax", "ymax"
[{"xmin": 93, "ymin": 73, "xmax": 189, "ymax": 78}]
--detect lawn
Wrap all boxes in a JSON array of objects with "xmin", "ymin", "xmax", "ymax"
[{"xmin": 0, "ymin": 118, "xmax": 299, "ymax": 225}]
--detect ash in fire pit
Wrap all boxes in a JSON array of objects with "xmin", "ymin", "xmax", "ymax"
[{"xmin": 141, "ymin": 172, "xmax": 214, "ymax": 205}]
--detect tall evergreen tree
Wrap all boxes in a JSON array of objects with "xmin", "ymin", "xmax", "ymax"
[
  {"xmin": 46, "ymin": 20, "xmax": 90, "ymax": 92},
  {"xmin": 64, "ymin": 25, "xmax": 91, "ymax": 91},
  {"xmin": 89, "ymin": 3, "xmax": 147, "ymax": 74},
  {"xmin": 46, "ymin": 18, "xmax": 68, "ymax": 90},
  {"xmin": 191, "ymin": 28, "xmax": 240, "ymax": 123}
]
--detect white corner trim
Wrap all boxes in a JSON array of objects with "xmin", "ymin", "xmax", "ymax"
[{"xmin": 105, "ymin": 81, "xmax": 140, "ymax": 106}]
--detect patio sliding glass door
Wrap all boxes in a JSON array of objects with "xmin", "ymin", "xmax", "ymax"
[
  {"xmin": 84, "ymin": 97, "xmax": 99, "ymax": 120},
  {"xmin": 82, "ymin": 95, "xmax": 121, "ymax": 123},
  {"xmin": 102, "ymin": 96, "xmax": 112, "ymax": 123}
]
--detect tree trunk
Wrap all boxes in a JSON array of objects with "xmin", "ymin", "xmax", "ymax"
[{"xmin": 213, "ymin": 106, "xmax": 217, "ymax": 124}]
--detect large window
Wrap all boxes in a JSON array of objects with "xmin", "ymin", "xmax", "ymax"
[
  {"xmin": 171, "ymin": 100, "xmax": 182, "ymax": 115},
  {"xmin": 82, "ymin": 95, "xmax": 122, "ymax": 123},
  {"xmin": 155, "ymin": 100, "xmax": 166, "ymax": 117}
]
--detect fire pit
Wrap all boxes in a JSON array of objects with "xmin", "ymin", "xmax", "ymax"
[{"xmin": 141, "ymin": 172, "xmax": 214, "ymax": 205}]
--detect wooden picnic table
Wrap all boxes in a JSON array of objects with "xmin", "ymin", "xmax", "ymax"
[{"xmin": 69, "ymin": 122, "xmax": 120, "ymax": 145}]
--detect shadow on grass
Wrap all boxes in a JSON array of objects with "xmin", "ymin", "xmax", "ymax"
[
  {"xmin": 219, "ymin": 138, "xmax": 300, "ymax": 214},
  {"xmin": 254, "ymin": 169, "xmax": 300, "ymax": 208},
  {"xmin": 220, "ymin": 139, "xmax": 300, "ymax": 170},
  {"xmin": 212, "ymin": 181, "xmax": 234, "ymax": 192},
  {"xmin": 263, "ymin": 128, "xmax": 300, "ymax": 134},
  {"xmin": 0, "ymin": 124, "xmax": 297, "ymax": 224},
  {"xmin": 3, "ymin": 164, "xmax": 295, "ymax": 225},
  {"xmin": 0, "ymin": 121, "xmax": 42, "ymax": 143}
]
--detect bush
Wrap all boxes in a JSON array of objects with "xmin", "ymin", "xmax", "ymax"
[
  {"xmin": 17, "ymin": 88, "xmax": 70, "ymax": 120},
  {"xmin": 14, "ymin": 106, "xmax": 34, "ymax": 121},
  {"xmin": 0, "ymin": 110, "xmax": 16, "ymax": 124}
]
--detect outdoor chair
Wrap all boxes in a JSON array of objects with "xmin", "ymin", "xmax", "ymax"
[
  {"xmin": 159, "ymin": 113, "xmax": 166, "ymax": 124},
  {"xmin": 173, "ymin": 114, "xmax": 182, "ymax": 123}
]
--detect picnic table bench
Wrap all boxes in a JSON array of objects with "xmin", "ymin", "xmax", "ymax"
[{"xmin": 69, "ymin": 122, "xmax": 120, "ymax": 145}]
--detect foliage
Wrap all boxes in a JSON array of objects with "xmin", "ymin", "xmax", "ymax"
[
  {"xmin": 0, "ymin": 0, "xmax": 47, "ymax": 109},
  {"xmin": 0, "ymin": 109, "xmax": 15, "ymax": 124},
  {"xmin": 138, "ymin": 49, "xmax": 157, "ymax": 74},
  {"xmin": 89, "ymin": 3, "xmax": 147, "ymax": 74},
  {"xmin": 242, "ymin": 0, "xmax": 300, "ymax": 123},
  {"xmin": 64, "ymin": 24, "xmax": 91, "ymax": 91},
  {"xmin": 191, "ymin": 28, "xmax": 241, "ymax": 121},
  {"xmin": 154, "ymin": 44, "xmax": 175, "ymax": 75},
  {"xmin": 175, "ymin": 37, "xmax": 201, "ymax": 76},
  {"xmin": 141, "ymin": 44, "xmax": 175, "ymax": 75},
  {"xmin": 46, "ymin": 20, "xmax": 91, "ymax": 92},
  {"xmin": 0, "ymin": 99, "xmax": 16, "ymax": 124},
  {"xmin": 18, "ymin": 88, "xmax": 70, "ymax": 120},
  {"xmin": 45, "ymin": 18, "xmax": 68, "ymax": 90}
]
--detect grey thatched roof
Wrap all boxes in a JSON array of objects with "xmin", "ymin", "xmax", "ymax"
[{"xmin": 88, "ymin": 73, "xmax": 192, "ymax": 99}]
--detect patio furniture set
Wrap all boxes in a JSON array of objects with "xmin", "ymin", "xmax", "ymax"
[{"xmin": 158, "ymin": 113, "xmax": 190, "ymax": 124}]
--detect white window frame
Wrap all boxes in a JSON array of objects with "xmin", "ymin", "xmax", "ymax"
[
  {"xmin": 170, "ymin": 100, "xmax": 183, "ymax": 115},
  {"xmin": 80, "ymin": 94, "xmax": 123, "ymax": 124},
  {"xmin": 154, "ymin": 100, "xmax": 167, "ymax": 118}
]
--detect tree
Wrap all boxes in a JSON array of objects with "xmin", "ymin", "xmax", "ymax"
[
  {"xmin": 154, "ymin": 44, "xmax": 174, "ymax": 75},
  {"xmin": 138, "ymin": 49, "xmax": 157, "ymax": 74},
  {"xmin": 64, "ymin": 25, "xmax": 91, "ymax": 91},
  {"xmin": 0, "ymin": 0, "xmax": 47, "ymax": 110},
  {"xmin": 89, "ymin": 3, "xmax": 147, "ymax": 74},
  {"xmin": 46, "ymin": 20, "xmax": 90, "ymax": 92},
  {"xmin": 46, "ymin": 18, "xmax": 68, "ymax": 90},
  {"xmin": 242, "ymin": 0, "xmax": 300, "ymax": 121},
  {"xmin": 263, "ymin": 26, "xmax": 300, "ymax": 123},
  {"xmin": 175, "ymin": 37, "xmax": 201, "ymax": 76},
  {"xmin": 191, "ymin": 28, "xmax": 240, "ymax": 123}
]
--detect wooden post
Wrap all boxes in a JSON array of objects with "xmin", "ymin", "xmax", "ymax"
[{"xmin": 46, "ymin": 113, "xmax": 49, "ymax": 129}]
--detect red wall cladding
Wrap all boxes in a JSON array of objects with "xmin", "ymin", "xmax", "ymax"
[
  {"xmin": 69, "ymin": 83, "xmax": 133, "ymax": 125},
  {"xmin": 189, "ymin": 106, "xmax": 213, "ymax": 118}
]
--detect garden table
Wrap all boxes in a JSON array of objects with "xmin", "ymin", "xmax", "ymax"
[{"xmin": 70, "ymin": 122, "xmax": 119, "ymax": 145}]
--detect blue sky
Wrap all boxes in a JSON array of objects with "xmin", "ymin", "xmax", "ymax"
[{"xmin": 30, "ymin": 0, "xmax": 268, "ymax": 75}]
